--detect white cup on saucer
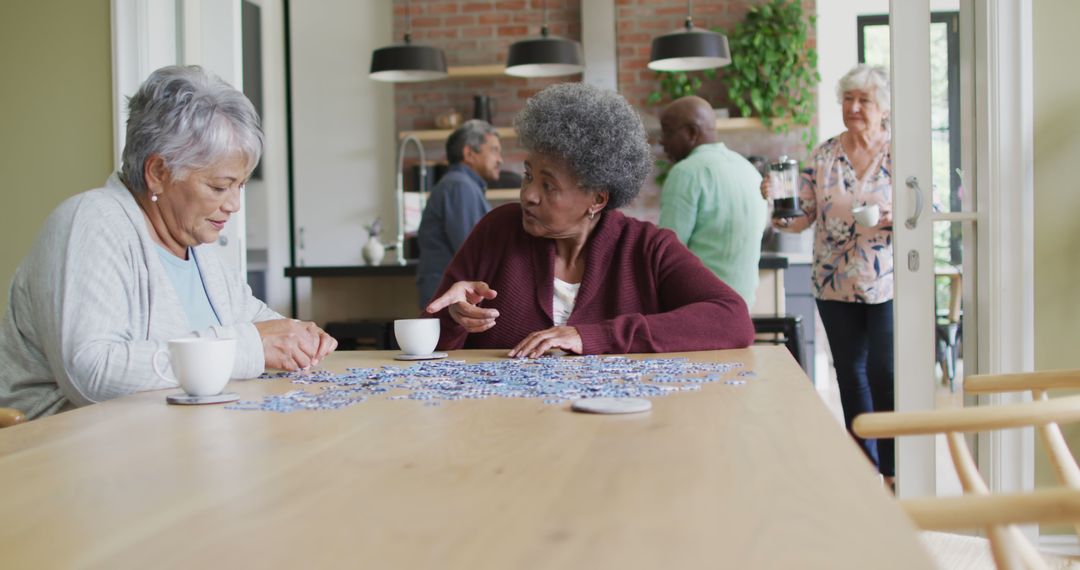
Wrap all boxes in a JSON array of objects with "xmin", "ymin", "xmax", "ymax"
[
  {"xmin": 852, "ymin": 204, "xmax": 881, "ymax": 228},
  {"xmin": 394, "ymin": 318, "xmax": 440, "ymax": 356},
  {"xmin": 153, "ymin": 338, "xmax": 236, "ymax": 396}
]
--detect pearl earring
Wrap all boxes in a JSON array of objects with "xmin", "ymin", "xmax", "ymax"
[{"xmin": 150, "ymin": 193, "xmax": 158, "ymax": 202}]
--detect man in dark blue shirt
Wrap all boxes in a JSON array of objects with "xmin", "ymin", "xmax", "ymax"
[{"xmin": 416, "ymin": 120, "xmax": 503, "ymax": 308}]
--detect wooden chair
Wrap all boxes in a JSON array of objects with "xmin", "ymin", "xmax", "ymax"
[
  {"xmin": 0, "ymin": 407, "xmax": 26, "ymax": 428},
  {"xmin": 854, "ymin": 369, "xmax": 1080, "ymax": 570}
]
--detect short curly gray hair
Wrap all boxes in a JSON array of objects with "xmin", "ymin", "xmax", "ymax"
[
  {"xmin": 836, "ymin": 64, "xmax": 891, "ymax": 127},
  {"xmin": 514, "ymin": 82, "xmax": 652, "ymax": 210},
  {"xmin": 446, "ymin": 119, "xmax": 498, "ymax": 164},
  {"xmin": 119, "ymin": 65, "xmax": 263, "ymax": 195}
]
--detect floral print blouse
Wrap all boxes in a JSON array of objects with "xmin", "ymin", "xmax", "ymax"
[{"xmin": 778, "ymin": 136, "xmax": 894, "ymax": 304}]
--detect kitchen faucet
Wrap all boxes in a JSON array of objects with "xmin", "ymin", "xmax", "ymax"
[{"xmin": 394, "ymin": 135, "xmax": 426, "ymax": 265}]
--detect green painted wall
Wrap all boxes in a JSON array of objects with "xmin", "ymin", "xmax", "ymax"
[
  {"xmin": 1033, "ymin": 0, "xmax": 1080, "ymax": 521},
  {"xmin": 0, "ymin": 1, "xmax": 114, "ymax": 312}
]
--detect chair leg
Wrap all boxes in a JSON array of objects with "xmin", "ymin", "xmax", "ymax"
[
  {"xmin": 785, "ymin": 318, "xmax": 805, "ymax": 368},
  {"xmin": 936, "ymin": 328, "xmax": 950, "ymax": 388}
]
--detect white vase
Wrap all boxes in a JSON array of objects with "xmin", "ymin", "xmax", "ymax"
[{"xmin": 362, "ymin": 238, "xmax": 385, "ymax": 266}]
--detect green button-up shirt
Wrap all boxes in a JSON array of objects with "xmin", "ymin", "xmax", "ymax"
[{"xmin": 658, "ymin": 143, "xmax": 767, "ymax": 308}]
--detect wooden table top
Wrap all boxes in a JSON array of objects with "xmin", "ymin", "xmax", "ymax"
[{"xmin": 0, "ymin": 346, "xmax": 932, "ymax": 569}]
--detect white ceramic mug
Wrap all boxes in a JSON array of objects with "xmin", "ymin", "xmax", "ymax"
[
  {"xmin": 394, "ymin": 318, "xmax": 440, "ymax": 356},
  {"xmin": 153, "ymin": 338, "xmax": 237, "ymax": 396},
  {"xmin": 852, "ymin": 204, "xmax": 881, "ymax": 228}
]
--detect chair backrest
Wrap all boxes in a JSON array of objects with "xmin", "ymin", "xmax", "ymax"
[
  {"xmin": 853, "ymin": 369, "xmax": 1080, "ymax": 570},
  {"xmin": 0, "ymin": 407, "xmax": 27, "ymax": 428}
]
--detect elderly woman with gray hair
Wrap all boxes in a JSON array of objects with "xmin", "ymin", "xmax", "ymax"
[
  {"xmin": 425, "ymin": 82, "xmax": 754, "ymax": 356},
  {"xmin": 0, "ymin": 65, "xmax": 335, "ymax": 420},
  {"xmin": 763, "ymin": 64, "xmax": 896, "ymax": 485}
]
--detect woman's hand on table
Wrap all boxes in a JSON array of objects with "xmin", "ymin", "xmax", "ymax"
[
  {"xmin": 508, "ymin": 326, "xmax": 583, "ymax": 359},
  {"xmin": 426, "ymin": 281, "xmax": 499, "ymax": 333},
  {"xmin": 255, "ymin": 318, "xmax": 337, "ymax": 371}
]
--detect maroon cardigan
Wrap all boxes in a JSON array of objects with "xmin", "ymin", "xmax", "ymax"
[{"xmin": 430, "ymin": 203, "xmax": 754, "ymax": 354}]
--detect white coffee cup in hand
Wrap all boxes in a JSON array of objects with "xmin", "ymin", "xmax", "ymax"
[
  {"xmin": 852, "ymin": 204, "xmax": 881, "ymax": 228},
  {"xmin": 153, "ymin": 338, "xmax": 237, "ymax": 396},
  {"xmin": 394, "ymin": 318, "xmax": 440, "ymax": 356}
]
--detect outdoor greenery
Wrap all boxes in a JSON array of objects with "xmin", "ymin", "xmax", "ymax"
[{"xmin": 725, "ymin": 0, "xmax": 820, "ymax": 151}]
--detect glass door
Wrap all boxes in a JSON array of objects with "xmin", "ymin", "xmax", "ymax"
[
  {"xmin": 860, "ymin": 11, "xmax": 967, "ymax": 393},
  {"xmin": 886, "ymin": 0, "xmax": 979, "ymax": 498}
]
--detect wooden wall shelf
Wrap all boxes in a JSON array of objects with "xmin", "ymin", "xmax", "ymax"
[
  {"xmin": 446, "ymin": 64, "xmax": 507, "ymax": 78},
  {"xmin": 486, "ymin": 188, "xmax": 519, "ymax": 201},
  {"xmin": 399, "ymin": 126, "xmax": 516, "ymax": 142},
  {"xmin": 715, "ymin": 118, "xmax": 768, "ymax": 131},
  {"xmin": 400, "ymin": 119, "xmax": 766, "ymax": 143}
]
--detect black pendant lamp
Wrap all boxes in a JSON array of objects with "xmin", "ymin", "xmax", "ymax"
[
  {"xmin": 505, "ymin": 0, "xmax": 583, "ymax": 78},
  {"xmin": 370, "ymin": 0, "xmax": 448, "ymax": 82},
  {"xmin": 648, "ymin": 0, "xmax": 731, "ymax": 72}
]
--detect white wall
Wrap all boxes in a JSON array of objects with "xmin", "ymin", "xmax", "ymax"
[
  {"xmin": 816, "ymin": 0, "xmax": 958, "ymax": 139},
  {"xmin": 1033, "ymin": 0, "xmax": 1080, "ymax": 499},
  {"xmin": 289, "ymin": 0, "xmax": 395, "ymax": 315},
  {"xmin": 243, "ymin": 0, "xmax": 292, "ymax": 316}
]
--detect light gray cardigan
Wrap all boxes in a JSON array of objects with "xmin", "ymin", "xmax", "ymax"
[{"xmin": 0, "ymin": 174, "xmax": 281, "ymax": 419}]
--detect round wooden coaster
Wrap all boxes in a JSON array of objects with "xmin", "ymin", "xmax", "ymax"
[
  {"xmin": 166, "ymin": 392, "xmax": 240, "ymax": 405},
  {"xmin": 571, "ymin": 397, "xmax": 652, "ymax": 415},
  {"xmin": 393, "ymin": 352, "xmax": 449, "ymax": 361}
]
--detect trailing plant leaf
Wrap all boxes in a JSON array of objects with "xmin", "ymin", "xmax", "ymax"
[
  {"xmin": 647, "ymin": 69, "xmax": 717, "ymax": 106},
  {"xmin": 724, "ymin": 0, "xmax": 820, "ymax": 152},
  {"xmin": 654, "ymin": 159, "xmax": 673, "ymax": 186}
]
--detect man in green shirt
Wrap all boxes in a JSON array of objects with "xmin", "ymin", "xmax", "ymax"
[{"xmin": 658, "ymin": 96, "xmax": 767, "ymax": 309}]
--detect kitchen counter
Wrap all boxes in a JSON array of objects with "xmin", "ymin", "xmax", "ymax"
[
  {"xmin": 287, "ymin": 253, "xmax": 795, "ymax": 328},
  {"xmin": 285, "ymin": 259, "xmax": 418, "ymax": 278},
  {"xmin": 285, "ymin": 253, "xmax": 788, "ymax": 279}
]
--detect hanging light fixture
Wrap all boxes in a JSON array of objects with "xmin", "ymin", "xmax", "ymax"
[
  {"xmin": 370, "ymin": 0, "xmax": 448, "ymax": 82},
  {"xmin": 504, "ymin": 0, "xmax": 584, "ymax": 78},
  {"xmin": 648, "ymin": 0, "xmax": 731, "ymax": 72}
]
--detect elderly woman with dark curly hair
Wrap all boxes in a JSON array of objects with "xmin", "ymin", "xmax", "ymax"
[
  {"xmin": 0, "ymin": 65, "xmax": 335, "ymax": 420},
  {"xmin": 425, "ymin": 83, "xmax": 754, "ymax": 357}
]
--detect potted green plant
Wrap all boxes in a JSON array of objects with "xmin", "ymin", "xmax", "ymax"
[
  {"xmin": 646, "ymin": 70, "xmax": 716, "ymax": 106},
  {"xmin": 725, "ymin": 0, "xmax": 820, "ymax": 151}
]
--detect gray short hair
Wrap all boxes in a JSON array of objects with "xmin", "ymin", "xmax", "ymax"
[
  {"xmin": 119, "ymin": 65, "xmax": 263, "ymax": 195},
  {"xmin": 514, "ymin": 83, "xmax": 652, "ymax": 210},
  {"xmin": 446, "ymin": 119, "xmax": 498, "ymax": 164},
  {"xmin": 836, "ymin": 64, "xmax": 891, "ymax": 117}
]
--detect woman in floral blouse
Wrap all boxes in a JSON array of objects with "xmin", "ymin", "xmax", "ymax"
[{"xmin": 763, "ymin": 64, "xmax": 895, "ymax": 486}]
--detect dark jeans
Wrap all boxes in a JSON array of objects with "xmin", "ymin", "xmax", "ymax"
[{"xmin": 816, "ymin": 299, "xmax": 895, "ymax": 477}]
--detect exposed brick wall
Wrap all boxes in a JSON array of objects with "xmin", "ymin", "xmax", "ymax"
[
  {"xmin": 390, "ymin": 0, "xmax": 817, "ymax": 222},
  {"xmin": 393, "ymin": 0, "xmax": 581, "ymax": 171}
]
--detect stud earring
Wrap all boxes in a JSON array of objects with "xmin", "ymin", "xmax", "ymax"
[{"xmin": 150, "ymin": 193, "xmax": 158, "ymax": 202}]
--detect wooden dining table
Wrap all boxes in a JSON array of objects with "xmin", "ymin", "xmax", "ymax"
[{"xmin": 0, "ymin": 346, "xmax": 933, "ymax": 568}]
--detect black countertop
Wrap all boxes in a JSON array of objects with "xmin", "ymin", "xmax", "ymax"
[{"xmin": 285, "ymin": 254, "xmax": 788, "ymax": 278}]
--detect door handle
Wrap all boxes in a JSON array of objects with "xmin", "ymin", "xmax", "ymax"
[{"xmin": 905, "ymin": 176, "xmax": 925, "ymax": 229}]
